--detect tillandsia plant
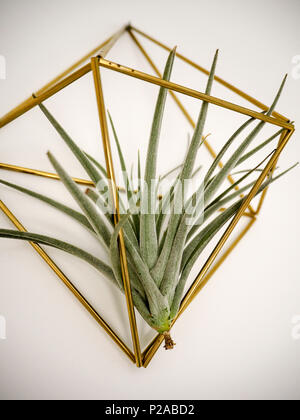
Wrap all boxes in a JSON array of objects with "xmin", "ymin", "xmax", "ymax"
[{"xmin": 0, "ymin": 48, "xmax": 297, "ymax": 350}]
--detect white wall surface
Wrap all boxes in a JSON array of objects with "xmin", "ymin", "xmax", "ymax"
[{"xmin": 0, "ymin": 0, "xmax": 299, "ymax": 400}]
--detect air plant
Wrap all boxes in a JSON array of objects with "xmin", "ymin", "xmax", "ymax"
[{"xmin": 0, "ymin": 48, "xmax": 296, "ymax": 350}]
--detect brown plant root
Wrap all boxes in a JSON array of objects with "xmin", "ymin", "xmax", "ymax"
[{"xmin": 163, "ymin": 331, "xmax": 176, "ymax": 350}]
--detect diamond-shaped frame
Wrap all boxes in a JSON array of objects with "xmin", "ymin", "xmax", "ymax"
[{"xmin": 0, "ymin": 24, "xmax": 295, "ymax": 368}]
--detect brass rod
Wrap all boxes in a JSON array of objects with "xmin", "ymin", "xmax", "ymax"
[
  {"xmin": 243, "ymin": 212, "xmax": 256, "ymax": 219},
  {"xmin": 95, "ymin": 25, "xmax": 128, "ymax": 61},
  {"xmin": 0, "ymin": 199, "xmax": 135, "ymax": 363},
  {"xmin": 0, "ymin": 162, "xmax": 128, "ymax": 193},
  {"xmin": 1, "ymin": 57, "xmax": 293, "ymax": 132},
  {"xmin": 0, "ymin": 25, "xmax": 127, "ymax": 128},
  {"xmin": 91, "ymin": 57, "xmax": 142, "ymax": 367},
  {"xmin": 142, "ymin": 334, "xmax": 159, "ymax": 360},
  {"xmin": 143, "ymin": 334, "xmax": 165, "ymax": 367},
  {"xmin": 0, "ymin": 64, "xmax": 92, "ymax": 128},
  {"xmin": 127, "ymin": 28, "xmax": 255, "ymax": 214},
  {"xmin": 130, "ymin": 26, "xmax": 289, "ymax": 123},
  {"xmin": 98, "ymin": 58, "xmax": 293, "ymax": 131},
  {"xmin": 0, "ymin": 162, "xmax": 94, "ymax": 186},
  {"xmin": 0, "ymin": 162, "xmax": 149, "ymax": 195},
  {"xmin": 35, "ymin": 38, "xmax": 111, "ymax": 97},
  {"xmin": 253, "ymin": 130, "xmax": 287, "ymax": 215}
]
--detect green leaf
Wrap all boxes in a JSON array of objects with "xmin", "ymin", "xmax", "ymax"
[
  {"xmin": 127, "ymin": 260, "xmax": 146, "ymax": 301},
  {"xmin": 47, "ymin": 151, "xmax": 112, "ymax": 249},
  {"xmin": 180, "ymin": 50, "xmax": 219, "ymax": 183},
  {"xmin": 0, "ymin": 229, "xmax": 116, "ymax": 283},
  {"xmin": 140, "ymin": 47, "xmax": 177, "ymax": 269},
  {"xmin": 39, "ymin": 103, "xmax": 103, "ymax": 185},
  {"xmin": 85, "ymin": 187, "xmax": 114, "ymax": 226},
  {"xmin": 110, "ymin": 213, "xmax": 132, "ymax": 290},
  {"xmin": 110, "ymin": 214, "xmax": 169, "ymax": 318},
  {"xmin": 86, "ymin": 186, "xmax": 140, "ymax": 250},
  {"xmin": 236, "ymin": 128, "xmax": 284, "ymax": 167},
  {"xmin": 0, "ymin": 178, "xmax": 94, "ymax": 232},
  {"xmin": 137, "ymin": 149, "xmax": 142, "ymax": 201},
  {"xmin": 84, "ymin": 151, "xmax": 107, "ymax": 178},
  {"xmin": 151, "ymin": 50, "xmax": 218, "ymax": 287},
  {"xmin": 108, "ymin": 111, "xmax": 132, "ymax": 197},
  {"xmin": 108, "ymin": 110, "xmax": 140, "ymax": 236},
  {"xmin": 156, "ymin": 175, "xmax": 178, "ymax": 240},
  {"xmin": 204, "ymin": 116, "xmax": 256, "ymax": 186},
  {"xmin": 192, "ymin": 164, "xmax": 203, "ymax": 178},
  {"xmin": 131, "ymin": 289, "xmax": 156, "ymax": 328},
  {"xmin": 160, "ymin": 163, "xmax": 183, "ymax": 182},
  {"xmin": 158, "ymin": 176, "xmax": 206, "ymax": 300},
  {"xmin": 137, "ymin": 150, "xmax": 142, "ymax": 209},
  {"xmin": 109, "ymin": 213, "xmax": 145, "ymax": 299}
]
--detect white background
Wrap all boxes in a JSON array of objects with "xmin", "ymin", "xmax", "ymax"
[{"xmin": 0, "ymin": 0, "xmax": 299, "ymax": 400}]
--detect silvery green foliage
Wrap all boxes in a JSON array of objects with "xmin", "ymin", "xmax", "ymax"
[{"xmin": 0, "ymin": 50, "xmax": 296, "ymax": 334}]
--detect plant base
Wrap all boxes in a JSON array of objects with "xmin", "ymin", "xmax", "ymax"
[{"xmin": 163, "ymin": 332, "xmax": 176, "ymax": 350}]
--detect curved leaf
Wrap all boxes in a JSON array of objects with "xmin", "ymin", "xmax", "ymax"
[
  {"xmin": 0, "ymin": 229, "xmax": 115, "ymax": 283},
  {"xmin": 47, "ymin": 152, "xmax": 112, "ymax": 249},
  {"xmin": 0, "ymin": 178, "xmax": 94, "ymax": 232},
  {"xmin": 110, "ymin": 214, "xmax": 169, "ymax": 318},
  {"xmin": 39, "ymin": 103, "xmax": 103, "ymax": 186},
  {"xmin": 140, "ymin": 47, "xmax": 177, "ymax": 269}
]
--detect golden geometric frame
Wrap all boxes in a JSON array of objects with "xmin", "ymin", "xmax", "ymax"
[{"xmin": 0, "ymin": 24, "xmax": 295, "ymax": 368}]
